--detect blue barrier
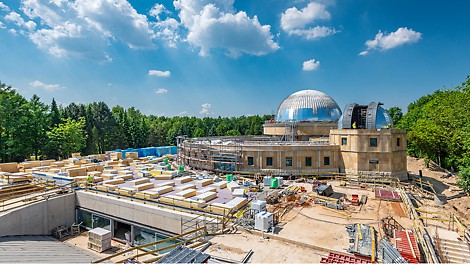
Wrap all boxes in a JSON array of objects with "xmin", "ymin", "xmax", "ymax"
[{"xmin": 113, "ymin": 146, "xmax": 177, "ymax": 158}]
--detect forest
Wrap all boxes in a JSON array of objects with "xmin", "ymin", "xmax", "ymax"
[
  {"xmin": 0, "ymin": 82, "xmax": 272, "ymax": 162},
  {"xmin": 1, "ymin": 76, "xmax": 470, "ymax": 184}
]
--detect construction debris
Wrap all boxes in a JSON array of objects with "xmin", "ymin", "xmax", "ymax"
[
  {"xmin": 381, "ymin": 216, "xmax": 404, "ymax": 238},
  {"xmin": 379, "ymin": 239, "xmax": 407, "ymax": 263},
  {"xmin": 375, "ymin": 189, "xmax": 401, "ymax": 202},
  {"xmin": 394, "ymin": 230, "xmax": 421, "ymax": 263},
  {"xmin": 320, "ymin": 252, "xmax": 374, "ymax": 263},
  {"xmin": 346, "ymin": 224, "xmax": 377, "ymax": 262}
]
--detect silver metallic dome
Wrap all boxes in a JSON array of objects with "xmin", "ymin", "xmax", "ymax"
[{"xmin": 276, "ymin": 90, "xmax": 342, "ymax": 122}]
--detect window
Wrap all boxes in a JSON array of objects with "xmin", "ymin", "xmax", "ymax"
[
  {"xmin": 248, "ymin": 156, "xmax": 254, "ymax": 166},
  {"xmin": 397, "ymin": 138, "xmax": 401, "ymax": 147},
  {"xmin": 92, "ymin": 214, "xmax": 111, "ymax": 230},
  {"xmin": 369, "ymin": 160, "xmax": 379, "ymax": 164},
  {"xmin": 370, "ymin": 138, "xmax": 378, "ymax": 147},
  {"xmin": 323, "ymin": 157, "xmax": 330, "ymax": 166},
  {"xmin": 286, "ymin": 157, "xmax": 293, "ymax": 167},
  {"xmin": 76, "ymin": 209, "xmax": 92, "ymax": 229},
  {"xmin": 341, "ymin": 137, "xmax": 347, "ymax": 146},
  {"xmin": 266, "ymin": 157, "xmax": 273, "ymax": 166},
  {"xmin": 305, "ymin": 157, "xmax": 312, "ymax": 166}
]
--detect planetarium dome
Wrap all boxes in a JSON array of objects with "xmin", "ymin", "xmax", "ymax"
[{"xmin": 275, "ymin": 90, "xmax": 342, "ymax": 122}]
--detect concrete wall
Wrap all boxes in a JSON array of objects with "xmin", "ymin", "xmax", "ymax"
[
  {"xmin": 329, "ymin": 129, "xmax": 408, "ymax": 179},
  {"xmin": 240, "ymin": 144, "xmax": 341, "ymax": 174},
  {"xmin": 263, "ymin": 122, "xmax": 337, "ymax": 138},
  {"xmin": 75, "ymin": 191, "xmax": 198, "ymax": 234},
  {"xmin": 0, "ymin": 193, "xmax": 76, "ymax": 237}
]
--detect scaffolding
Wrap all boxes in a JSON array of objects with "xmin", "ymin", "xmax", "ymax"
[
  {"xmin": 281, "ymin": 120, "xmax": 297, "ymax": 142},
  {"xmin": 177, "ymin": 136, "xmax": 243, "ymax": 173}
]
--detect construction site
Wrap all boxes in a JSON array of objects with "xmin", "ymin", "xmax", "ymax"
[{"xmin": 0, "ymin": 90, "xmax": 469, "ymax": 263}]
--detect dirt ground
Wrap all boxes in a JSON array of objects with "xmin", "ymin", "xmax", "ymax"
[
  {"xmin": 208, "ymin": 156, "xmax": 469, "ymax": 263},
  {"xmin": 206, "ymin": 231, "xmax": 324, "ymax": 263},
  {"xmin": 407, "ymin": 156, "xmax": 470, "ymax": 226},
  {"xmin": 208, "ymin": 181, "xmax": 416, "ymax": 263},
  {"xmin": 64, "ymin": 232, "xmax": 130, "ymax": 262}
]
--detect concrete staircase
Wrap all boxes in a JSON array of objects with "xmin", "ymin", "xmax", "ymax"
[{"xmin": 440, "ymin": 238, "xmax": 470, "ymax": 263}]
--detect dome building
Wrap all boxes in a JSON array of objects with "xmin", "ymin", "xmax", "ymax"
[
  {"xmin": 178, "ymin": 89, "xmax": 408, "ymax": 180},
  {"xmin": 265, "ymin": 90, "xmax": 342, "ymax": 140},
  {"xmin": 276, "ymin": 90, "xmax": 342, "ymax": 122}
]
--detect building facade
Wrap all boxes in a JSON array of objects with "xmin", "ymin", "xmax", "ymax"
[{"xmin": 177, "ymin": 90, "xmax": 407, "ymax": 180}]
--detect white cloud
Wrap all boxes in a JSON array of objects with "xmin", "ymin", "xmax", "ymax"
[
  {"xmin": 288, "ymin": 26, "xmax": 336, "ymax": 40},
  {"xmin": 360, "ymin": 27, "xmax": 422, "ymax": 55},
  {"xmin": 303, "ymin": 59, "xmax": 320, "ymax": 71},
  {"xmin": 174, "ymin": 0, "xmax": 279, "ymax": 57},
  {"xmin": 281, "ymin": 2, "xmax": 330, "ymax": 31},
  {"xmin": 149, "ymin": 3, "xmax": 168, "ymax": 20},
  {"xmin": 358, "ymin": 50, "xmax": 368, "ymax": 56},
  {"xmin": 4, "ymin": 0, "xmax": 154, "ymax": 61},
  {"xmin": 280, "ymin": 2, "xmax": 336, "ymax": 40},
  {"xmin": 0, "ymin": 2, "xmax": 10, "ymax": 11},
  {"xmin": 74, "ymin": 0, "xmax": 154, "ymax": 49},
  {"xmin": 154, "ymin": 88, "xmax": 168, "ymax": 94},
  {"xmin": 151, "ymin": 18, "xmax": 180, "ymax": 47},
  {"xmin": 179, "ymin": 111, "xmax": 188, "ymax": 116},
  {"xmin": 30, "ymin": 80, "xmax": 62, "ymax": 91},
  {"xmin": 5, "ymin": 11, "xmax": 36, "ymax": 32},
  {"xmin": 200, "ymin": 103, "xmax": 211, "ymax": 115},
  {"xmin": 148, "ymin": 70, "xmax": 171, "ymax": 77}
]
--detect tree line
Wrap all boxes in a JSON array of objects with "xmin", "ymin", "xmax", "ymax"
[
  {"xmin": 0, "ymin": 82, "xmax": 272, "ymax": 162},
  {"xmin": 387, "ymin": 76, "xmax": 470, "ymax": 192}
]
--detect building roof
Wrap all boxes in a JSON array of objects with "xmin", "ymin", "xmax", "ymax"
[
  {"xmin": 276, "ymin": 90, "xmax": 342, "ymax": 122},
  {"xmin": 156, "ymin": 245, "xmax": 210, "ymax": 263},
  {"xmin": 0, "ymin": 235, "xmax": 102, "ymax": 263}
]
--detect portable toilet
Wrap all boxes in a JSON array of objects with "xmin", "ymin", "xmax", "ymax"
[
  {"xmin": 178, "ymin": 166, "xmax": 184, "ymax": 174},
  {"xmin": 226, "ymin": 174, "xmax": 233, "ymax": 182},
  {"xmin": 270, "ymin": 177, "xmax": 279, "ymax": 189}
]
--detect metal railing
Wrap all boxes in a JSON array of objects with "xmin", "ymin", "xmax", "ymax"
[
  {"xmin": 0, "ymin": 181, "xmax": 75, "ymax": 213},
  {"xmin": 92, "ymin": 226, "xmax": 208, "ymax": 263}
]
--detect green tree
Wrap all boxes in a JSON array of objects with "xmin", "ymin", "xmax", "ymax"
[
  {"xmin": 226, "ymin": 129, "xmax": 241, "ymax": 136},
  {"xmin": 50, "ymin": 98, "xmax": 61, "ymax": 127},
  {"xmin": 193, "ymin": 127, "xmax": 205, "ymax": 138},
  {"xmin": 387, "ymin": 106, "xmax": 403, "ymax": 126},
  {"xmin": 25, "ymin": 95, "xmax": 49, "ymax": 159},
  {"xmin": 0, "ymin": 82, "xmax": 30, "ymax": 162},
  {"xmin": 47, "ymin": 117, "xmax": 87, "ymax": 159},
  {"xmin": 401, "ymin": 76, "xmax": 470, "ymax": 169},
  {"xmin": 457, "ymin": 168, "xmax": 470, "ymax": 193},
  {"xmin": 90, "ymin": 102, "xmax": 115, "ymax": 153}
]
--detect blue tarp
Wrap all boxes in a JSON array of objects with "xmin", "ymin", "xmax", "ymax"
[{"xmin": 114, "ymin": 146, "xmax": 177, "ymax": 158}]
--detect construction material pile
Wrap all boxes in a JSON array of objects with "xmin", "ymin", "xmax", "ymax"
[
  {"xmin": 378, "ymin": 239, "xmax": 407, "ymax": 263},
  {"xmin": 346, "ymin": 224, "xmax": 377, "ymax": 262}
]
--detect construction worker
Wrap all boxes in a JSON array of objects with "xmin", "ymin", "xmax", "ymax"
[
  {"xmin": 87, "ymin": 174, "xmax": 94, "ymax": 186},
  {"xmin": 352, "ymin": 121, "xmax": 357, "ymax": 129}
]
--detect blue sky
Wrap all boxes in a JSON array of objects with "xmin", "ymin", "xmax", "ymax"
[{"xmin": 0, "ymin": 0, "xmax": 469, "ymax": 117}]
